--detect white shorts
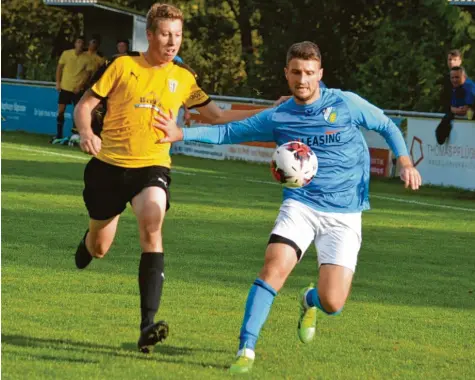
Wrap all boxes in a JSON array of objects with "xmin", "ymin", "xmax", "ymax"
[{"xmin": 270, "ymin": 199, "xmax": 362, "ymax": 272}]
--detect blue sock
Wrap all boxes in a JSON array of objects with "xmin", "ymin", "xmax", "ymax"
[
  {"xmin": 238, "ymin": 278, "xmax": 277, "ymax": 351},
  {"xmin": 306, "ymin": 287, "xmax": 342, "ymax": 316}
]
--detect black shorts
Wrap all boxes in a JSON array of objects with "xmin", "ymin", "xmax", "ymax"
[
  {"xmin": 83, "ymin": 158, "xmax": 171, "ymax": 220},
  {"xmin": 58, "ymin": 90, "xmax": 82, "ymax": 105}
]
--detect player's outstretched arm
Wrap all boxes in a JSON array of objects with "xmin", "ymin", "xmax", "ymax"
[
  {"xmin": 153, "ymin": 108, "xmax": 275, "ymax": 145},
  {"xmin": 196, "ymin": 101, "xmax": 266, "ymax": 125}
]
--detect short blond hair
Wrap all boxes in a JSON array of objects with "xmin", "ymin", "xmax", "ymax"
[{"xmin": 146, "ymin": 3, "xmax": 183, "ymax": 32}]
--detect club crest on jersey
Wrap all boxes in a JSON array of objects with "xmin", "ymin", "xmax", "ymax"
[
  {"xmin": 323, "ymin": 107, "xmax": 337, "ymax": 123},
  {"xmin": 168, "ymin": 79, "xmax": 178, "ymax": 93}
]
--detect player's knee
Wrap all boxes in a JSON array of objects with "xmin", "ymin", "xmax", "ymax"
[
  {"xmin": 88, "ymin": 241, "xmax": 111, "ymax": 258},
  {"xmin": 259, "ymin": 263, "xmax": 291, "ymax": 290},
  {"xmin": 319, "ymin": 296, "xmax": 345, "ymax": 315},
  {"xmin": 140, "ymin": 218, "xmax": 162, "ymax": 238}
]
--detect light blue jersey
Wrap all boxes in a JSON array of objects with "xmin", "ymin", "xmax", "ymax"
[{"xmin": 182, "ymin": 88, "xmax": 408, "ymax": 213}]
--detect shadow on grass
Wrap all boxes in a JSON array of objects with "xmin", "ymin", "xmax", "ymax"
[{"xmin": 2, "ymin": 334, "xmax": 229, "ymax": 369}]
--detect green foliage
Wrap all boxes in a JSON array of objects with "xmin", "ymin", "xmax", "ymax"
[
  {"xmin": 2, "ymin": 0, "xmax": 474, "ymax": 111},
  {"xmin": 1, "ymin": 0, "xmax": 82, "ymax": 80},
  {"xmin": 353, "ymin": 0, "xmax": 475, "ymax": 111}
]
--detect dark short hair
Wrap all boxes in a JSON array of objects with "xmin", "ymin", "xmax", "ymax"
[
  {"xmin": 450, "ymin": 66, "xmax": 466, "ymax": 75},
  {"xmin": 76, "ymin": 36, "xmax": 86, "ymax": 42},
  {"xmin": 90, "ymin": 34, "xmax": 101, "ymax": 43},
  {"xmin": 448, "ymin": 49, "xmax": 462, "ymax": 58},
  {"xmin": 286, "ymin": 41, "xmax": 322, "ymax": 66},
  {"xmin": 117, "ymin": 39, "xmax": 130, "ymax": 46}
]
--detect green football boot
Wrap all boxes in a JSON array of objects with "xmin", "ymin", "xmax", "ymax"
[
  {"xmin": 229, "ymin": 347, "xmax": 255, "ymax": 375},
  {"xmin": 298, "ymin": 283, "xmax": 317, "ymax": 344}
]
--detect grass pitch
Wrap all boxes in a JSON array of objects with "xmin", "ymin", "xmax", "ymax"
[{"xmin": 2, "ymin": 132, "xmax": 474, "ymax": 379}]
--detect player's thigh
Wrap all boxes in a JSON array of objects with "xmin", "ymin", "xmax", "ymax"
[
  {"xmin": 317, "ymin": 264, "xmax": 354, "ymax": 311},
  {"xmin": 315, "ymin": 212, "xmax": 362, "ymax": 272},
  {"xmin": 270, "ymin": 199, "xmax": 316, "ymax": 262},
  {"xmin": 259, "ymin": 243, "xmax": 299, "ymax": 291},
  {"xmin": 131, "ymin": 186, "xmax": 167, "ymax": 230},
  {"xmin": 315, "ymin": 212, "xmax": 361, "ymax": 309},
  {"xmin": 129, "ymin": 166, "xmax": 171, "ymax": 233},
  {"xmin": 58, "ymin": 90, "xmax": 73, "ymax": 108},
  {"xmin": 87, "ymin": 215, "xmax": 120, "ymax": 257},
  {"xmin": 83, "ymin": 158, "xmax": 128, "ymax": 221}
]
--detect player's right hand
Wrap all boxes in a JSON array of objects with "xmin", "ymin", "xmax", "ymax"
[
  {"xmin": 56, "ymin": 83, "xmax": 61, "ymax": 91},
  {"xmin": 79, "ymin": 133, "xmax": 102, "ymax": 156},
  {"xmin": 153, "ymin": 109, "xmax": 184, "ymax": 143}
]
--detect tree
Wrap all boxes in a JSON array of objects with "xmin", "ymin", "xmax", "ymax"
[{"xmin": 1, "ymin": 0, "xmax": 82, "ymax": 80}]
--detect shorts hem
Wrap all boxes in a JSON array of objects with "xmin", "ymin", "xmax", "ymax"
[{"xmin": 319, "ymin": 261, "xmax": 357, "ymax": 273}]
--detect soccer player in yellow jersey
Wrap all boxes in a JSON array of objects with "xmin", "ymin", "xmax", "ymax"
[
  {"xmin": 53, "ymin": 36, "xmax": 89, "ymax": 143},
  {"xmin": 73, "ymin": 3, "xmax": 265, "ymax": 353}
]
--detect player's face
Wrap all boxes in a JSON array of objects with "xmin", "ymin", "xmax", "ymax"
[
  {"xmin": 89, "ymin": 39, "xmax": 99, "ymax": 52},
  {"xmin": 284, "ymin": 59, "xmax": 323, "ymax": 103},
  {"xmin": 450, "ymin": 71, "xmax": 464, "ymax": 87},
  {"xmin": 117, "ymin": 42, "xmax": 129, "ymax": 54},
  {"xmin": 74, "ymin": 39, "xmax": 85, "ymax": 52},
  {"xmin": 147, "ymin": 19, "xmax": 183, "ymax": 62},
  {"xmin": 447, "ymin": 54, "xmax": 462, "ymax": 69}
]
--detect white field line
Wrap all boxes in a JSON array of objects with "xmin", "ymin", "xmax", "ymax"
[{"xmin": 4, "ymin": 144, "xmax": 475, "ymax": 212}]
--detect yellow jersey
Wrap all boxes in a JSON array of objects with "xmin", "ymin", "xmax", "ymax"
[
  {"xmin": 86, "ymin": 51, "xmax": 106, "ymax": 75},
  {"xmin": 91, "ymin": 53, "xmax": 210, "ymax": 168},
  {"xmin": 58, "ymin": 49, "xmax": 90, "ymax": 92}
]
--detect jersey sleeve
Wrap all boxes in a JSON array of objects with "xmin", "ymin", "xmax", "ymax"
[
  {"xmin": 58, "ymin": 51, "xmax": 68, "ymax": 65},
  {"xmin": 342, "ymin": 91, "xmax": 408, "ymax": 157},
  {"xmin": 182, "ymin": 108, "xmax": 275, "ymax": 144},
  {"xmin": 90, "ymin": 59, "xmax": 120, "ymax": 99},
  {"xmin": 184, "ymin": 80, "xmax": 211, "ymax": 109}
]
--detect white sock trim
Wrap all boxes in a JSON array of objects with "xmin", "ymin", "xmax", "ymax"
[{"xmin": 237, "ymin": 348, "xmax": 255, "ymax": 360}]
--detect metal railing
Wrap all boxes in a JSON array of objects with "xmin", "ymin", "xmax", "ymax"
[{"xmin": 1, "ymin": 77, "xmax": 447, "ymax": 119}]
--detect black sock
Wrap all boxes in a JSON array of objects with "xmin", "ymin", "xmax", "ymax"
[
  {"xmin": 75, "ymin": 229, "xmax": 92, "ymax": 269},
  {"xmin": 139, "ymin": 252, "xmax": 165, "ymax": 330},
  {"xmin": 56, "ymin": 114, "xmax": 65, "ymax": 139}
]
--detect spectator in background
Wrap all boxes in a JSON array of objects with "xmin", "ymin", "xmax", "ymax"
[
  {"xmin": 114, "ymin": 39, "xmax": 130, "ymax": 57},
  {"xmin": 68, "ymin": 35, "xmax": 107, "ymax": 145},
  {"xmin": 436, "ymin": 50, "xmax": 466, "ymax": 145},
  {"xmin": 52, "ymin": 36, "xmax": 89, "ymax": 144},
  {"xmin": 450, "ymin": 66, "xmax": 475, "ymax": 118},
  {"xmin": 441, "ymin": 49, "xmax": 463, "ymax": 113}
]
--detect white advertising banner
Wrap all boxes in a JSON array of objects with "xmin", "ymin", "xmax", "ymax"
[
  {"xmin": 225, "ymin": 144, "xmax": 273, "ymax": 163},
  {"xmin": 172, "ymin": 140, "xmax": 226, "ymax": 160},
  {"xmin": 406, "ymin": 118, "xmax": 475, "ymax": 190}
]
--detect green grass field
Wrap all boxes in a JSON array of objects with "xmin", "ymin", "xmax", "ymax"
[{"xmin": 2, "ymin": 131, "xmax": 475, "ymax": 379}]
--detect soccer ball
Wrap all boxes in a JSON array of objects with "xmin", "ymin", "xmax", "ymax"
[{"xmin": 271, "ymin": 141, "xmax": 318, "ymax": 188}]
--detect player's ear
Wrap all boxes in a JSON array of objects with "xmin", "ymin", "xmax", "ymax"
[
  {"xmin": 284, "ymin": 67, "xmax": 289, "ymax": 81},
  {"xmin": 146, "ymin": 29, "xmax": 153, "ymax": 42},
  {"xmin": 318, "ymin": 68, "xmax": 323, "ymax": 81}
]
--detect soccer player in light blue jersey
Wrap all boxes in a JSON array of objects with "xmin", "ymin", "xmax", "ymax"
[{"xmin": 153, "ymin": 41, "xmax": 422, "ymax": 374}]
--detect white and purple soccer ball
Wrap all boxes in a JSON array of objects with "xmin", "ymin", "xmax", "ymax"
[{"xmin": 270, "ymin": 141, "xmax": 318, "ymax": 188}]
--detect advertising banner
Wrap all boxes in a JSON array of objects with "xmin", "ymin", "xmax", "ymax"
[
  {"xmin": 1, "ymin": 83, "xmax": 73, "ymax": 136},
  {"xmin": 406, "ymin": 117, "xmax": 475, "ymax": 190}
]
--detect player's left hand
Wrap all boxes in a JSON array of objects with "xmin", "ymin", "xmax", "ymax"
[
  {"xmin": 153, "ymin": 109, "xmax": 184, "ymax": 143},
  {"xmin": 400, "ymin": 166, "xmax": 422, "ymax": 190}
]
